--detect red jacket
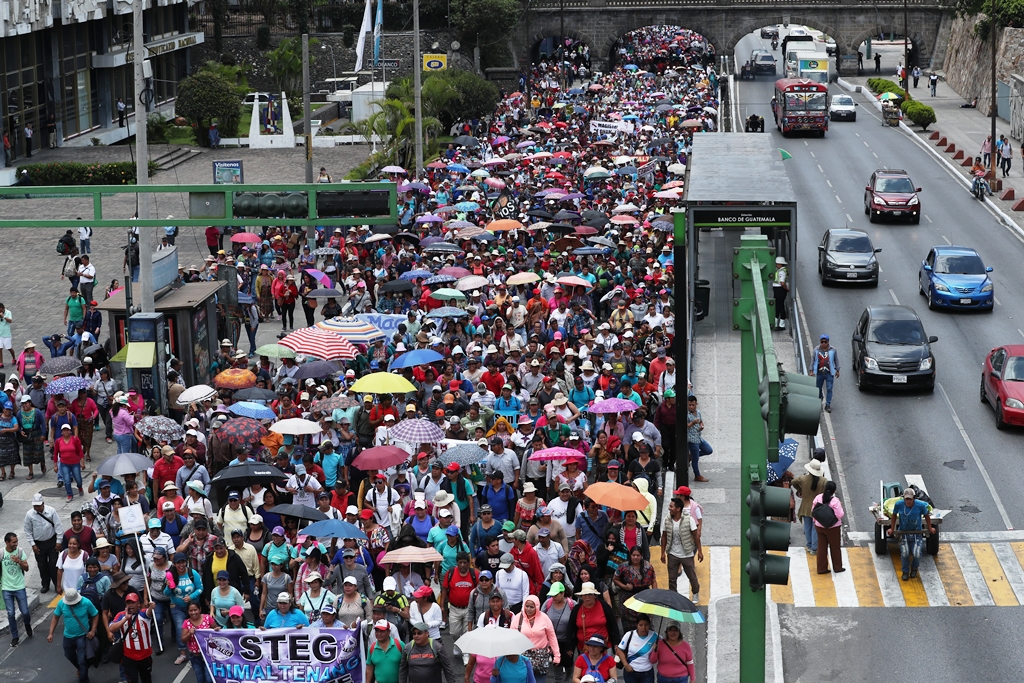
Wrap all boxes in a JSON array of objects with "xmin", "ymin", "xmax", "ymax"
[{"xmin": 510, "ymin": 542, "xmax": 544, "ymax": 595}]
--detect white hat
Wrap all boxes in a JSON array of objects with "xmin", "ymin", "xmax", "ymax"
[
  {"xmin": 383, "ymin": 576, "xmax": 398, "ymax": 591},
  {"xmin": 346, "ymin": 505, "xmax": 359, "ymax": 515},
  {"xmin": 62, "ymin": 588, "xmax": 83, "ymax": 605},
  {"xmin": 277, "ymin": 592, "xmax": 292, "ymax": 603},
  {"xmin": 581, "ymin": 360, "xmax": 595, "ymax": 371},
  {"xmin": 804, "ymin": 460, "xmax": 824, "ymax": 476},
  {"xmin": 452, "ymin": 346, "xmax": 464, "ymax": 355},
  {"xmin": 523, "ymin": 482, "xmax": 537, "ymax": 493},
  {"xmin": 776, "ymin": 256, "xmax": 787, "ymax": 265},
  {"xmin": 32, "ymin": 493, "xmax": 44, "ymax": 505}
]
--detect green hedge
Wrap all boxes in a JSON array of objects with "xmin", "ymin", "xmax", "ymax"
[
  {"xmin": 15, "ymin": 161, "xmax": 159, "ymax": 185},
  {"xmin": 866, "ymin": 78, "xmax": 906, "ymax": 100},
  {"xmin": 901, "ymin": 100, "xmax": 937, "ymax": 130}
]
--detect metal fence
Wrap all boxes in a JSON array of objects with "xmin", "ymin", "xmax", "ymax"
[{"xmin": 189, "ymin": 0, "xmax": 368, "ymax": 37}]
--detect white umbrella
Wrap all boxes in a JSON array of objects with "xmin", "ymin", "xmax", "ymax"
[
  {"xmin": 612, "ymin": 203, "xmax": 640, "ymax": 214},
  {"xmin": 667, "ymin": 163, "xmax": 687, "ymax": 174},
  {"xmin": 456, "ymin": 275, "xmax": 490, "ymax": 292},
  {"xmin": 177, "ymin": 384, "xmax": 217, "ymax": 406},
  {"xmin": 455, "ymin": 626, "xmax": 536, "ymax": 658},
  {"xmin": 270, "ymin": 418, "xmax": 322, "ymax": 436}
]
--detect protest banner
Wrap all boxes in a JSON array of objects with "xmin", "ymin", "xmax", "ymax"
[
  {"xmin": 355, "ymin": 313, "xmax": 407, "ymax": 336},
  {"xmin": 195, "ymin": 626, "xmax": 363, "ymax": 683}
]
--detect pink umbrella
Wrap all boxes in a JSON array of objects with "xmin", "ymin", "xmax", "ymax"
[
  {"xmin": 485, "ymin": 178, "xmax": 506, "ymax": 189},
  {"xmin": 230, "ymin": 232, "xmax": 263, "ymax": 244},
  {"xmin": 352, "ymin": 445, "xmax": 411, "ymax": 470},
  {"xmin": 586, "ymin": 397, "xmax": 641, "ymax": 413},
  {"xmin": 439, "ymin": 266, "xmax": 472, "ymax": 278},
  {"xmin": 302, "ymin": 268, "xmax": 332, "ymax": 287},
  {"xmin": 528, "ymin": 447, "xmax": 587, "ymax": 462},
  {"xmin": 611, "ymin": 215, "xmax": 640, "ymax": 225},
  {"xmin": 556, "ymin": 275, "xmax": 593, "ymax": 289}
]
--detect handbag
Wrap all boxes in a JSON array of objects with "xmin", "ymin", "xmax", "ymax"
[
  {"xmin": 517, "ymin": 616, "xmax": 553, "ymax": 674},
  {"xmin": 108, "ymin": 614, "xmax": 137, "ymax": 663},
  {"xmin": 812, "ymin": 500, "xmax": 838, "ymax": 528}
]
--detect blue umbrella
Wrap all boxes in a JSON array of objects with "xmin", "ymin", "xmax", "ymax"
[
  {"xmin": 390, "ymin": 349, "xmax": 445, "ymax": 369},
  {"xmin": 624, "ymin": 64, "xmax": 639, "ymax": 71},
  {"xmin": 426, "ymin": 306, "xmax": 470, "ymax": 319},
  {"xmin": 423, "ymin": 274, "xmax": 457, "ymax": 285},
  {"xmin": 568, "ymin": 87, "xmax": 585, "ymax": 95},
  {"xmin": 767, "ymin": 438, "xmax": 799, "ymax": 482},
  {"xmin": 622, "ymin": 114, "xmax": 640, "ymax": 121},
  {"xmin": 229, "ymin": 401, "xmax": 278, "ymax": 420},
  {"xmin": 572, "ymin": 246, "xmax": 606, "ymax": 256},
  {"xmin": 45, "ymin": 376, "xmax": 95, "ymax": 395},
  {"xmin": 614, "ymin": 166, "xmax": 637, "ymax": 176},
  {"xmin": 299, "ymin": 518, "xmax": 368, "ymax": 541},
  {"xmin": 400, "ymin": 269, "xmax": 433, "ymax": 281},
  {"xmin": 472, "ymin": 232, "xmax": 499, "ymax": 242},
  {"xmin": 447, "ymin": 163, "xmax": 470, "ymax": 173},
  {"xmin": 455, "ymin": 201, "xmax": 480, "ymax": 212}
]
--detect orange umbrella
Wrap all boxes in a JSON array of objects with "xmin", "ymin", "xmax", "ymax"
[
  {"xmin": 214, "ymin": 369, "xmax": 257, "ymax": 390},
  {"xmin": 487, "ymin": 219, "xmax": 524, "ymax": 232},
  {"xmin": 585, "ymin": 481, "xmax": 650, "ymax": 511}
]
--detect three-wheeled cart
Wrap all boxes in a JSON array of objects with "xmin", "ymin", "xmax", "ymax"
[{"xmin": 869, "ymin": 478, "xmax": 949, "ymax": 556}]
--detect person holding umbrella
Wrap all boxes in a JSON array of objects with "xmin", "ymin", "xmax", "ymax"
[{"xmin": 648, "ymin": 621, "xmax": 696, "ymax": 682}]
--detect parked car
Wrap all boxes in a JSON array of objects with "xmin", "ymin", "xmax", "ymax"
[{"xmin": 852, "ymin": 305, "xmax": 937, "ymax": 392}]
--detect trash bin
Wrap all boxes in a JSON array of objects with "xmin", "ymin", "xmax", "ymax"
[{"xmin": 694, "ymin": 280, "xmax": 710, "ymax": 322}]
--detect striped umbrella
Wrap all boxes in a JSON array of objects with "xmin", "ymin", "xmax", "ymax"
[
  {"xmin": 389, "ymin": 418, "xmax": 446, "ymax": 444},
  {"xmin": 214, "ymin": 369, "xmax": 257, "ymax": 390},
  {"xmin": 280, "ymin": 327, "xmax": 359, "ymax": 361},
  {"xmin": 315, "ymin": 317, "xmax": 386, "ymax": 343}
]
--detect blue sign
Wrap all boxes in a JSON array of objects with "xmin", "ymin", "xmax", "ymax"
[{"xmin": 355, "ymin": 313, "xmax": 406, "ymax": 335}]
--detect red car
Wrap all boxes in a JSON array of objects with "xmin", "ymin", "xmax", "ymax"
[
  {"xmin": 864, "ymin": 169, "xmax": 921, "ymax": 224},
  {"xmin": 981, "ymin": 344, "xmax": 1024, "ymax": 428}
]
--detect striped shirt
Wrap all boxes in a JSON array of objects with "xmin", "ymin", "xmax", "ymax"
[{"xmin": 113, "ymin": 609, "xmax": 153, "ymax": 660}]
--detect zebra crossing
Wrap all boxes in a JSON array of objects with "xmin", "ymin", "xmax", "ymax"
[{"xmin": 668, "ymin": 541, "xmax": 1024, "ymax": 607}]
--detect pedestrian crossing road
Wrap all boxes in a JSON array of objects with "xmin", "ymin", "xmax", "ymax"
[{"xmin": 661, "ymin": 543, "xmax": 1024, "ymax": 608}]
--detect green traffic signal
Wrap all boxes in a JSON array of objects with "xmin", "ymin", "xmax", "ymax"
[
  {"xmin": 745, "ymin": 482, "xmax": 792, "ymax": 591},
  {"xmin": 780, "ymin": 370, "xmax": 822, "ymax": 438}
]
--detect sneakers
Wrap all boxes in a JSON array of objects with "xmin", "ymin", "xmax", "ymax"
[
  {"xmin": 78, "ymin": 487, "xmax": 84, "ymax": 496},
  {"xmin": 174, "ymin": 654, "xmax": 189, "ymax": 665},
  {"xmin": 66, "ymin": 495, "xmax": 74, "ymax": 502},
  {"xmin": 694, "ymin": 475, "xmax": 709, "ymax": 483},
  {"xmin": 10, "ymin": 639, "xmax": 17, "ymax": 647},
  {"xmin": 910, "ymin": 568, "xmax": 918, "ymax": 578},
  {"xmin": 824, "ymin": 404, "xmax": 832, "ymax": 413},
  {"xmin": 902, "ymin": 572, "xmax": 910, "ymax": 581},
  {"xmin": 691, "ymin": 592, "xmax": 700, "ymax": 604}
]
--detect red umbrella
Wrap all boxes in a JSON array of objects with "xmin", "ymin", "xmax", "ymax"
[
  {"xmin": 574, "ymin": 226, "xmax": 599, "ymax": 236},
  {"xmin": 280, "ymin": 327, "xmax": 359, "ymax": 361},
  {"xmin": 352, "ymin": 445, "xmax": 411, "ymax": 470}
]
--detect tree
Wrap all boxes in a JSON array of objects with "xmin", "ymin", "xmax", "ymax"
[
  {"xmin": 266, "ymin": 36, "xmax": 319, "ymax": 99},
  {"xmin": 386, "ymin": 70, "xmax": 498, "ymax": 132},
  {"xmin": 450, "ymin": 0, "xmax": 521, "ymax": 66},
  {"xmin": 176, "ymin": 72, "xmax": 242, "ymax": 145},
  {"xmin": 199, "ymin": 59, "xmax": 251, "ymax": 97},
  {"xmin": 357, "ymin": 99, "xmax": 442, "ymax": 169}
]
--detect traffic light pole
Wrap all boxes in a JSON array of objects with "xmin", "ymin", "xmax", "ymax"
[{"xmin": 733, "ymin": 234, "xmax": 775, "ymax": 683}]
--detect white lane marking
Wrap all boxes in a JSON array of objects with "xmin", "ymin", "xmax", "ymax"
[
  {"xmin": 872, "ymin": 550, "xmax": 907, "ymax": 606},
  {"xmin": 925, "ymin": 215, "xmax": 933, "ymax": 223},
  {"xmin": 855, "ymin": 132, "xmax": 861, "ymax": 137},
  {"xmin": 878, "ymin": 265, "xmax": 883, "ymax": 273},
  {"xmin": 952, "ymin": 542, "xmax": 996, "ymax": 606},
  {"xmin": 941, "ymin": 235, "xmax": 952, "ymax": 245},
  {"xmin": 937, "ymin": 382, "xmax": 1014, "ymax": 529},
  {"xmin": 709, "ymin": 546, "xmax": 731, "ymax": 602},
  {"xmin": 846, "ymin": 213, "xmax": 853, "ymax": 222},
  {"xmin": 810, "ymin": 151, "xmax": 816, "ymax": 158},
  {"xmin": 826, "ymin": 179, "xmax": 833, "ymax": 187},
  {"xmin": 804, "ymin": 140, "xmax": 809, "ymax": 146},
  {"xmin": 917, "ymin": 554, "xmax": 951, "ymax": 606},
  {"xmin": 1018, "ymin": 328, "xmax": 1024, "ymax": 340},
  {"xmin": 994, "ymin": 296, "xmax": 1002, "ymax": 306},
  {"xmin": 835, "ymin": 195, "xmax": 842, "ymax": 204},
  {"xmin": 174, "ymin": 664, "xmax": 194, "ymax": 683},
  {"xmin": 873, "ymin": 152, "xmax": 879, "ymax": 159},
  {"xmin": 889, "ymin": 289, "xmax": 900, "ymax": 305},
  {"xmin": 833, "ymin": 549, "xmax": 859, "ymax": 606},
  {"xmin": 788, "ymin": 547, "xmax": 816, "ymax": 606},
  {"xmin": 993, "ymin": 542, "xmax": 1024, "ymax": 603},
  {"xmin": 818, "ymin": 164, "xmax": 824, "ymax": 172},
  {"xmin": 864, "ymin": 141, "xmax": 870, "ymax": 147}
]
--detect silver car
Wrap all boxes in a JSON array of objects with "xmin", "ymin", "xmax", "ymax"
[{"xmin": 829, "ymin": 94, "xmax": 857, "ymax": 121}]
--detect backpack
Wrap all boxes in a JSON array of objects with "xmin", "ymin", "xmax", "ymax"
[
  {"xmin": 368, "ymin": 636, "xmax": 402, "ymax": 659},
  {"xmin": 812, "ymin": 499, "xmax": 838, "ymax": 528},
  {"xmin": 401, "ymin": 637, "xmax": 441, "ymax": 667},
  {"xmin": 80, "ymin": 574, "xmax": 103, "ymax": 608},
  {"xmin": 57, "ymin": 239, "xmax": 70, "ymax": 255},
  {"xmin": 444, "ymin": 567, "xmax": 478, "ymax": 594},
  {"xmin": 581, "ymin": 653, "xmax": 612, "ymax": 683}
]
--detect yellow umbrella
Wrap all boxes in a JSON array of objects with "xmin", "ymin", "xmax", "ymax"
[{"xmin": 350, "ymin": 372, "xmax": 417, "ymax": 395}]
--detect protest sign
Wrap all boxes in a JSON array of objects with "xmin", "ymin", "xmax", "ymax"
[
  {"xmin": 354, "ymin": 313, "xmax": 406, "ymax": 336},
  {"xmin": 195, "ymin": 627, "xmax": 363, "ymax": 683}
]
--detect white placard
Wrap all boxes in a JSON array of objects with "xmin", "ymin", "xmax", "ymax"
[{"xmin": 120, "ymin": 503, "xmax": 147, "ymax": 534}]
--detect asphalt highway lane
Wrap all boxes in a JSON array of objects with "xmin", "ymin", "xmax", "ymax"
[{"xmin": 735, "ymin": 30, "xmax": 1024, "ymax": 535}]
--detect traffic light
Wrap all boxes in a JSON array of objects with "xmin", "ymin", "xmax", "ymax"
[
  {"xmin": 745, "ymin": 481, "xmax": 792, "ymax": 591},
  {"xmin": 233, "ymin": 192, "xmax": 308, "ymax": 218},
  {"xmin": 779, "ymin": 370, "xmax": 822, "ymax": 439}
]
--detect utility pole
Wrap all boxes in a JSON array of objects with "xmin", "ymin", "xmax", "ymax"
[
  {"xmin": 903, "ymin": 0, "xmax": 910, "ymax": 95},
  {"xmin": 673, "ymin": 213, "xmax": 689, "ymax": 488},
  {"xmin": 303, "ymin": 34, "xmax": 313, "ymax": 185},
  {"xmin": 412, "ymin": 0, "xmax": 424, "ymax": 176},
  {"xmin": 991, "ymin": 0, "xmax": 998, "ymax": 181},
  {"xmin": 134, "ymin": 0, "xmax": 154, "ymax": 313}
]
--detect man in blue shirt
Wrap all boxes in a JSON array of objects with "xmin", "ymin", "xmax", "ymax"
[
  {"xmin": 575, "ymin": 498, "xmax": 609, "ymax": 549},
  {"xmin": 479, "ymin": 471, "xmax": 517, "ymax": 523},
  {"xmin": 890, "ymin": 488, "xmax": 933, "ymax": 581}
]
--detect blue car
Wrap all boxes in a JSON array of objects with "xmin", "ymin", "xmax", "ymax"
[{"xmin": 918, "ymin": 246, "xmax": 994, "ymax": 311}]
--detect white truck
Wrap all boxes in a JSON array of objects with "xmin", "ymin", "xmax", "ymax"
[{"xmin": 796, "ymin": 53, "xmax": 831, "ymax": 84}]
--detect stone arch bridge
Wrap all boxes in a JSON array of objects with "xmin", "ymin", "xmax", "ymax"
[{"xmin": 517, "ymin": 0, "xmax": 950, "ymax": 72}]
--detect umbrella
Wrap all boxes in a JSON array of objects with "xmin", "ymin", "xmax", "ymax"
[
  {"xmin": 299, "ymin": 519, "xmax": 367, "ymax": 541},
  {"xmin": 668, "ymin": 163, "xmax": 686, "ymax": 174},
  {"xmin": 293, "ymin": 360, "xmax": 341, "ymax": 380},
  {"xmin": 589, "ymin": 236, "xmax": 616, "ymax": 248},
  {"xmin": 416, "ymin": 214, "xmax": 444, "ymax": 224},
  {"xmin": 624, "ymin": 589, "xmax": 705, "ymax": 624},
  {"xmin": 556, "ymin": 275, "xmax": 593, "ymax": 289},
  {"xmin": 381, "ymin": 165, "xmax": 406, "ymax": 174},
  {"xmin": 136, "ymin": 416, "xmax": 185, "ymax": 442},
  {"xmin": 214, "ymin": 369, "xmax": 257, "ymax": 390},
  {"xmin": 379, "ymin": 279, "xmax": 414, "ymax": 293},
  {"xmin": 447, "ymin": 163, "xmax": 470, "ymax": 174},
  {"xmin": 470, "ymin": 169, "xmax": 490, "ymax": 178},
  {"xmin": 681, "ymin": 120, "xmax": 703, "ymax": 129},
  {"xmin": 611, "ymin": 215, "xmax": 639, "ymax": 225},
  {"xmin": 313, "ymin": 247, "xmax": 340, "ymax": 256},
  {"xmin": 45, "ymin": 376, "xmax": 95, "ymax": 395},
  {"xmin": 175, "ymin": 384, "xmax": 218, "ymax": 406},
  {"xmin": 230, "ymin": 232, "xmax": 263, "ymax": 244},
  {"xmin": 211, "ymin": 461, "xmax": 287, "ymax": 488},
  {"xmin": 270, "ymin": 418, "xmax": 323, "ymax": 436},
  {"xmin": 389, "ymin": 418, "xmax": 446, "ymax": 444},
  {"xmin": 454, "ymin": 201, "xmax": 480, "ymax": 212},
  {"xmin": 315, "ymin": 317, "xmax": 385, "ymax": 343},
  {"xmin": 400, "ymin": 269, "xmax": 433, "ymax": 281},
  {"xmin": 423, "ymin": 274, "xmax": 457, "ymax": 286},
  {"xmin": 364, "ymin": 233, "xmax": 393, "ymax": 244},
  {"xmin": 438, "ymin": 444, "xmax": 490, "ymax": 467},
  {"xmin": 506, "ymin": 272, "xmax": 541, "ymax": 285},
  {"xmin": 430, "ymin": 288, "xmax": 467, "ymax": 302},
  {"xmin": 456, "ymin": 275, "xmax": 489, "ymax": 291},
  {"xmin": 528, "ymin": 447, "xmax": 587, "ymax": 462},
  {"xmin": 269, "ymin": 504, "xmax": 329, "ymax": 522},
  {"xmin": 455, "ymin": 628, "xmax": 535, "ymax": 658},
  {"xmin": 585, "ymin": 481, "xmax": 650, "ymax": 511},
  {"xmin": 487, "ymin": 219, "xmax": 523, "ymax": 232},
  {"xmin": 423, "ymin": 243, "xmax": 463, "ymax": 254},
  {"xmin": 527, "ymin": 209, "xmax": 554, "ymax": 219},
  {"xmin": 40, "ymin": 356, "xmax": 82, "ymax": 375},
  {"xmin": 312, "ymin": 395, "xmax": 360, "ymax": 412},
  {"xmin": 352, "ymin": 445, "xmax": 412, "ymax": 470},
  {"xmin": 255, "ymin": 344, "xmax": 297, "ymax": 359},
  {"xmin": 399, "ymin": 182, "xmax": 430, "ymax": 193},
  {"xmin": 217, "ymin": 417, "xmax": 268, "ymax": 447},
  {"xmin": 574, "ymin": 226, "xmax": 599, "ymax": 236},
  {"xmin": 587, "ymin": 397, "xmax": 641, "ymax": 413},
  {"xmin": 426, "ymin": 161, "xmax": 448, "ymax": 169},
  {"xmin": 877, "ymin": 91, "xmax": 901, "ymax": 101},
  {"xmin": 229, "ymin": 401, "xmax": 278, "ymax": 420},
  {"xmin": 426, "ymin": 306, "xmax": 470, "ymax": 319},
  {"xmin": 380, "ymin": 546, "xmax": 445, "ymax": 565},
  {"xmin": 350, "ymin": 372, "xmax": 417, "ymax": 395},
  {"xmin": 768, "ymin": 438, "xmax": 799, "ymax": 483},
  {"xmin": 439, "ymin": 267, "xmax": 472, "ymax": 278},
  {"xmin": 232, "ymin": 387, "xmax": 277, "ymax": 402},
  {"xmin": 95, "ymin": 452, "xmax": 154, "ymax": 477},
  {"xmin": 572, "ymin": 246, "xmax": 604, "ymax": 256},
  {"xmin": 280, "ymin": 327, "xmax": 359, "ymax": 361},
  {"xmin": 452, "ymin": 136, "xmax": 479, "ymax": 148},
  {"xmin": 390, "ymin": 349, "xmax": 445, "ymax": 369},
  {"xmin": 307, "ymin": 288, "xmax": 343, "ymax": 298}
]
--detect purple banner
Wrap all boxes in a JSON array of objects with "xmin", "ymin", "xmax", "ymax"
[{"xmin": 194, "ymin": 627, "xmax": 363, "ymax": 683}]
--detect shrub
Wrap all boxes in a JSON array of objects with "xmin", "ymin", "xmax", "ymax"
[
  {"xmin": 901, "ymin": 100, "xmax": 937, "ymax": 130},
  {"xmin": 867, "ymin": 78, "xmax": 906, "ymax": 100},
  {"xmin": 15, "ymin": 161, "xmax": 158, "ymax": 185},
  {"xmin": 256, "ymin": 26, "xmax": 271, "ymax": 50},
  {"xmin": 176, "ymin": 71, "xmax": 243, "ymax": 145},
  {"xmin": 147, "ymin": 113, "xmax": 173, "ymax": 143}
]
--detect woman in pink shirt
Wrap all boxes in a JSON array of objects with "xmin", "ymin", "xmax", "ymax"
[
  {"xmin": 54, "ymin": 422, "xmax": 84, "ymax": 502},
  {"xmin": 648, "ymin": 621, "xmax": 695, "ymax": 683},
  {"xmin": 510, "ymin": 595, "xmax": 560, "ymax": 677},
  {"xmin": 811, "ymin": 480, "xmax": 845, "ymax": 574}
]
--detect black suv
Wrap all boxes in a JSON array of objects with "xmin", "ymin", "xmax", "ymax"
[
  {"xmin": 852, "ymin": 305, "xmax": 938, "ymax": 392},
  {"xmin": 864, "ymin": 169, "xmax": 922, "ymax": 224},
  {"xmin": 761, "ymin": 26, "xmax": 779, "ymax": 39}
]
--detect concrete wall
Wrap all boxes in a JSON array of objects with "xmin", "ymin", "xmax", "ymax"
[{"xmin": 943, "ymin": 15, "xmax": 1024, "ymax": 115}]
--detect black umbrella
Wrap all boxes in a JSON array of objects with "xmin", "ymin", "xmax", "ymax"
[
  {"xmin": 650, "ymin": 137, "xmax": 673, "ymax": 146},
  {"xmin": 396, "ymin": 232, "xmax": 421, "ymax": 246},
  {"xmin": 380, "ymin": 279, "xmax": 414, "ymax": 293},
  {"xmin": 211, "ymin": 462, "xmax": 288, "ymax": 488},
  {"xmin": 271, "ymin": 504, "xmax": 329, "ymax": 522},
  {"xmin": 527, "ymin": 209, "xmax": 554, "ymax": 219},
  {"xmin": 585, "ymin": 217, "xmax": 609, "ymax": 229},
  {"xmin": 292, "ymin": 360, "xmax": 340, "ymax": 380},
  {"xmin": 232, "ymin": 387, "xmax": 277, "ymax": 401},
  {"xmin": 452, "ymin": 135, "xmax": 479, "ymax": 148},
  {"xmin": 581, "ymin": 210, "xmax": 608, "ymax": 221},
  {"xmin": 553, "ymin": 210, "xmax": 580, "ymax": 222},
  {"xmin": 547, "ymin": 223, "xmax": 576, "ymax": 232}
]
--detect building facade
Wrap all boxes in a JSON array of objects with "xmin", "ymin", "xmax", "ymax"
[{"xmin": 1, "ymin": 0, "xmax": 203, "ymax": 162}]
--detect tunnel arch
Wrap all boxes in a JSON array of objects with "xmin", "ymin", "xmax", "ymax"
[
  {"xmin": 604, "ymin": 23, "xmax": 719, "ymax": 71},
  {"xmin": 527, "ymin": 28, "xmax": 598, "ymax": 65}
]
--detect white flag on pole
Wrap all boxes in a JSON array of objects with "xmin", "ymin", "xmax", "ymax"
[{"xmin": 354, "ymin": 0, "xmax": 373, "ymax": 72}]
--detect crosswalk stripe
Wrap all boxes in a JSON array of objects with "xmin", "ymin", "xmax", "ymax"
[
  {"xmin": 694, "ymin": 546, "xmax": 711, "ymax": 605},
  {"xmin": 833, "ymin": 549, "xmax": 859, "ymax": 607},
  {"xmin": 872, "ymin": 548, "xmax": 906, "ymax": 607},
  {"xmin": 788, "ymin": 548, "xmax": 816, "ymax": 607},
  {"xmin": 710, "ymin": 547, "xmax": 730, "ymax": 602},
  {"xmin": 996, "ymin": 542, "xmax": 1024, "ymax": 603},
  {"xmin": 934, "ymin": 543, "xmax": 974, "ymax": 606},
  {"xmin": 769, "ymin": 551, "xmax": 794, "ymax": 605},
  {"xmin": 915, "ymin": 555, "xmax": 950, "ymax": 607},
  {"xmin": 952, "ymin": 543, "xmax": 995, "ymax": 606},
  {"xmin": 1012, "ymin": 542, "xmax": 1024, "ymax": 581},
  {"xmin": 807, "ymin": 556, "xmax": 839, "ymax": 607},
  {"xmin": 971, "ymin": 543, "xmax": 1018, "ymax": 606},
  {"xmin": 846, "ymin": 547, "xmax": 885, "ymax": 607},
  {"xmin": 730, "ymin": 546, "xmax": 742, "ymax": 596},
  {"xmin": 889, "ymin": 546, "xmax": 930, "ymax": 606}
]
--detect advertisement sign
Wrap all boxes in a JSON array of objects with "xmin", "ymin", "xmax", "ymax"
[
  {"xmin": 422, "ymin": 54, "xmax": 447, "ymax": 71},
  {"xmin": 589, "ymin": 120, "xmax": 635, "ymax": 136},
  {"xmin": 195, "ymin": 627, "xmax": 363, "ymax": 683},
  {"xmin": 213, "ymin": 160, "xmax": 244, "ymax": 185},
  {"xmin": 355, "ymin": 313, "xmax": 407, "ymax": 336}
]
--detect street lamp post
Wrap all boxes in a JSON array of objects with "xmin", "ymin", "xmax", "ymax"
[
  {"xmin": 903, "ymin": 0, "xmax": 909, "ymax": 92},
  {"xmin": 991, "ymin": 0, "xmax": 998, "ymax": 182},
  {"xmin": 322, "ymin": 43, "xmax": 337, "ymax": 84}
]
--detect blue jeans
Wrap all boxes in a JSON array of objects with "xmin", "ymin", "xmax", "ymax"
[
  {"xmin": 80, "ymin": 239, "xmax": 91, "ymax": 254},
  {"xmin": 625, "ymin": 670, "xmax": 655, "ymax": 683},
  {"xmin": 190, "ymin": 653, "xmax": 213, "ymax": 683},
  {"xmin": 658, "ymin": 676, "xmax": 689, "ymax": 683},
  {"xmin": 59, "ymin": 462, "xmax": 83, "ymax": 495},
  {"xmin": 170, "ymin": 604, "xmax": 188, "ymax": 651},
  {"xmin": 687, "ymin": 440, "xmax": 711, "ymax": 477},
  {"xmin": 63, "ymin": 635, "xmax": 89, "ymax": 683},
  {"xmin": 802, "ymin": 516, "xmax": 819, "ymax": 552},
  {"xmin": 900, "ymin": 534, "xmax": 923, "ymax": 574},
  {"xmin": 3, "ymin": 588, "xmax": 29, "ymax": 639},
  {"xmin": 816, "ymin": 372, "xmax": 834, "ymax": 406},
  {"xmin": 114, "ymin": 434, "xmax": 134, "ymax": 454},
  {"xmin": 972, "ymin": 176, "xmax": 992, "ymax": 195},
  {"xmin": 131, "ymin": 265, "xmax": 140, "ymax": 283},
  {"xmin": 245, "ymin": 323, "xmax": 258, "ymax": 355},
  {"xmin": 152, "ymin": 600, "xmax": 169, "ymax": 650}
]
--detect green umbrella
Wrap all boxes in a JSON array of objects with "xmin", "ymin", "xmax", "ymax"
[
  {"xmin": 429, "ymin": 288, "xmax": 467, "ymax": 301},
  {"xmin": 878, "ymin": 92, "xmax": 901, "ymax": 101},
  {"xmin": 624, "ymin": 589, "xmax": 706, "ymax": 624},
  {"xmin": 255, "ymin": 343, "xmax": 297, "ymax": 359}
]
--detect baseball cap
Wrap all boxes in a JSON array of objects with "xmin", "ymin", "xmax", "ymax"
[
  {"xmin": 499, "ymin": 553, "xmax": 514, "ymax": 568},
  {"xmin": 445, "ymin": 526, "xmax": 460, "ymax": 537},
  {"xmin": 501, "ymin": 520, "xmax": 516, "ymax": 531},
  {"xmin": 374, "ymin": 619, "xmax": 390, "ymax": 630}
]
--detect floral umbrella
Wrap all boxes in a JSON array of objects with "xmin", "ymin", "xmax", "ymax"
[
  {"xmin": 44, "ymin": 376, "xmax": 95, "ymax": 395},
  {"xmin": 136, "ymin": 416, "xmax": 185, "ymax": 442},
  {"xmin": 216, "ymin": 417, "xmax": 268, "ymax": 447}
]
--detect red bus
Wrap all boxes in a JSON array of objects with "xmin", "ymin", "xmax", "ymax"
[{"xmin": 772, "ymin": 78, "xmax": 829, "ymax": 136}]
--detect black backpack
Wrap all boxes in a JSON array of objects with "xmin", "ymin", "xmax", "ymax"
[{"xmin": 80, "ymin": 574, "xmax": 103, "ymax": 608}]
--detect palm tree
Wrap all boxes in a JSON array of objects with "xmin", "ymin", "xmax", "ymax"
[{"xmin": 357, "ymin": 98, "xmax": 441, "ymax": 169}]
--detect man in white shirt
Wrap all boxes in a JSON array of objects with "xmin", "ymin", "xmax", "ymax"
[
  {"xmin": 494, "ymin": 553, "xmax": 530, "ymax": 611},
  {"xmin": 76, "ymin": 255, "xmax": 96, "ymax": 303},
  {"xmin": 78, "ymin": 224, "xmax": 92, "ymax": 254},
  {"xmin": 364, "ymin": 474, "xmax": 400, "ymax": 526},
  {"xmin": 533, "ymin": 528, "xmax": 565, "ymax": 576},
  {"xmin": 546, "ymin": 483, "xmax": 582, "ymax": 548},
  {"xmin": 287, "ymin": 464, "xmax": 322, "ymax": 508}
]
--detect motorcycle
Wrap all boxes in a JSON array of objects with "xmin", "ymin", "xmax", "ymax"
[
  {"xmin": 771, "ymin": 38, "xmax": 778, "ymax": 51},
  {"xmin": 971, "ymin": 170, "xmax": 989, "ymax": 200}
]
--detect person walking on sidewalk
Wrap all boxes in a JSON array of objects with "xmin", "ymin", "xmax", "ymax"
[
  {"xmin": 891, "ymin": 487, "xmax": 934, "ymax": 581},
  {"xmin": 2, "ymin": 532, "xmax": 34, "ymax": 646},
  {"xmin": 661, "ymin": 492, "xmax": 703, "ymax": 604},
  {"xmin": 929, "ymin": 73, "xmax": 938, "ymax": 96},
  {"xmin": 791, "ymin": 460, "xmax": 828, "ymax": 555},
  {"xmin": 812, "ymin": 334, "xmax": 839, "ymax": 413},
  {"xmin": 1000, "ymin": 136, "xmax": 1013, "ymax": 177},
  {"xmin": 982, "ymin": 135, "xmax": 993, "ymax": 166},
  {"xmin": 912, "ymin": 66, "xmax": 921, "ymax": 88},
  {"xmin": 24, "ymin": 492, "xmax": 63, "ymax": 593},
  {"xmin": 874, "ymin": 52, "xmax": 882, "ymax": 73},
  {"xmin": 772, "ymin": 257, "xmax": 789, "ymax": 330},
  {"xmin": 811, "ymin": 481, "xmax": 844, "ymax": 574},
  {"xmin": 685, "ymin": 397, "xmax": 709, "ymax": 484}
]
